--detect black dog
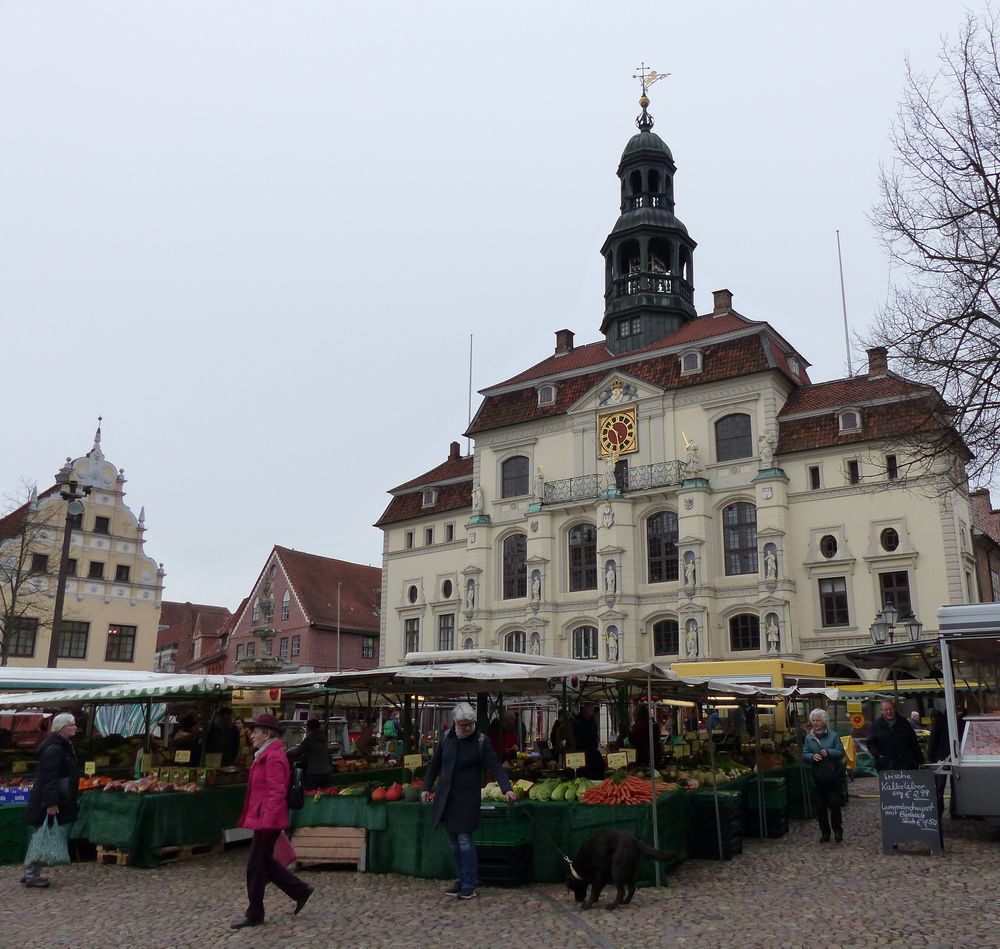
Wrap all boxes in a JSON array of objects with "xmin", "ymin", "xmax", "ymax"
[{"xmin": 566, "ymin": 829, "xmax": 676, "ymax": 910}]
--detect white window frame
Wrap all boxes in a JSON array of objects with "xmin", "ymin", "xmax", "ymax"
[
  {"xmin": 679, "ymin": 350, "xmax": 702, "ymax": 375},
  {"xmin": 838, "ymin": 409, "xmax": 861, "ymax": 433},
  {"xmin": 537, "ymin": 384, "xmax": 557, "ymax": 406}
]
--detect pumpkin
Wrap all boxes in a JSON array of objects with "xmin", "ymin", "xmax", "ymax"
[
  {"xmin": 385, "ymin": 782, "xmax": 404, "ymax": 802},
  {"xmin": 370, "ymin": 786, "xmax": 387, "ymax": 802}
]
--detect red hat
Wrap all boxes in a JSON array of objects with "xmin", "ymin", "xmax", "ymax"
[{"xmin": 250, "ymin": 714, "xmax": 281, "ymax": 733}]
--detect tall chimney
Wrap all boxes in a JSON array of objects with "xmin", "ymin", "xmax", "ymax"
[
  {"xmin": 555, "ymin": 329, "xmax": 575, "ymax": 354},
  {"xmin": 448, "ymin": 440, "xmax": 461, "ymax": 461},
  {"xmin": 867, "ymin": 346, "xmax": 888, "ymax": 377},
  {"xmin": 712, "ymin": 289, "xmax": 733, "ymax": 315}
]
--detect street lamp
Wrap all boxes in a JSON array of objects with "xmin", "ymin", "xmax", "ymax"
[
  {"xmin": 868, "ymin": 602, "xmax": 921, "ymax": 646},
  {"xmin": 46, "ymin": 458, "xmax": 91, "ymax": 668}
]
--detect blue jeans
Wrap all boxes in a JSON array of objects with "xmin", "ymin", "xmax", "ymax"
[{"xmin": 447, "ymin": 831, "xmax": 478, "ymax": 891}]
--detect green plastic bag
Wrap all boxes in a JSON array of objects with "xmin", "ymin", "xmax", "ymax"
[{"xmin": 24, "ymin": 820, "xmax": 70, "ymax": 867}]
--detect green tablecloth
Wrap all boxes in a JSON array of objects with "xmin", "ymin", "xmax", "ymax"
[
  {"xmin": 364, "ymin": 792, "xmax": 689, "ymax": 885},
  {"xmin": 290, "ymin": 794, "xmax": 389, "ymax": 831},
  {"xmin": 71, "ymin": 785, "xmax": 246, "ymax": 868}
]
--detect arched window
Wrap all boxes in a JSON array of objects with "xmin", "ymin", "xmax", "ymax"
[
  {"xmin": 715, "ymin": 413, "xmax": 753, "ymax": 461},
  {"xmin": 572, "ymin": 625, "xmax": 598, "ymax": 659},
  {"xmin": 629, "ymin": 170, "xmax": 642, "ymax": 195},
  {"xmin": 617, "ymin": 240, "xmax": 641, "ymax": 278},
  {"xmin": 647, "ymin": 512, "xmax": 679, "ymax": 583},
  {"xmin": 729, "ymin": 614, "xmax": 760, "ymax": 651},
  {"xmin": 504, "ymin": 630, "xmax": 526, "ymax": 653},
  {"xmin": 568, "ymin": 524, "xmax": 597, "ymax": 591},
  {"xmin": 723, "ymin": 501, "xmax": 758, "ymax": 575},
  {"xmin": 501, "ymin": 455, "xmax": 529, "ymax": 498},
  {"xmin": 648, "ymin": 169, "xmax": 661, "ymax": 193},
  {"xmin": 652, "ymin": 619, "xmax": 679, "ymax": 656},
  {"xmin": 463, "ymin": 637, "xmax": 475, "ymax": 650},
  {"xmin": 281, "ymin": 590, "xmax": 290, "ymax": 621},
  {"xmin": 502, "ymin": 533, "xmax": 527, "ymax": 599}
]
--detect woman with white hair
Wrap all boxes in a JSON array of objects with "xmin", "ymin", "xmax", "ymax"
[
  {"xmin": 421, "ymin": 703, "xmax": 515, "ymax": 900},
  {"xmin": 23, "ymin": 712, "xmax": 79, "ymax": 887},
  {"xmin": 801, "ymin": 707, "xmax": 846, "ymax": 843}
]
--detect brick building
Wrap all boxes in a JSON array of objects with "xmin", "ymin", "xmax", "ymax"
[{"xmin": 155, "ymin": 600, "xmax": 232, "ymax": 673}]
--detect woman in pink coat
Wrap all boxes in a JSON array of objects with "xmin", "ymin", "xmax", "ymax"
[{"xmin": 231, "ymin": 715, "xmax": 313, "ymax": 930}]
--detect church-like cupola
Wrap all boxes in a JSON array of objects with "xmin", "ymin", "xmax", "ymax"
[{"xmin": 600, "ymin": 66, "xmax": 698, "ymax": 354}]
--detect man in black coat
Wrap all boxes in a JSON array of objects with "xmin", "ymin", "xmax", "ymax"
[
  {"xmin": 571, "ymin": 703, "xmax": 605, "ymax": 779},
  {"xmin": 24, "ymin": 712, "xmax": 80, "ymax": 888},
  {"xmin": 868, "ymin": 700, "xmax": 923, "ymax": 771}
]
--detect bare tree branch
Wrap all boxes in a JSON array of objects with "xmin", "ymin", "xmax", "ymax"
[{"xmin": 869, "ymin": 7, "xmax": 1000, "ymax": 487}]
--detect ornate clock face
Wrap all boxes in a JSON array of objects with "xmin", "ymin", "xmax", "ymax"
[{"xmin": 598, "ymin": 409, "xmax": 638, "ymax": 456}]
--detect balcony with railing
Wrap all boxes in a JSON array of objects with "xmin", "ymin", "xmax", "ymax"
[
  {"xmin": 543, "ymin": 460, "xmax": 685, "ymax": 504},
  {"xmin": 606, "ymin": 271, "xmax": 693, "ymax": 305}
]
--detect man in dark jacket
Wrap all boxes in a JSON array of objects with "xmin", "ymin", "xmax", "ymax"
[
  {"xmin": 421, "ymin": 703, "xmax": 514, "ymax": 900},
  {"xmin": 571, "ymin": 703, "xmax": 605, "ymax": 778},
  {"xmin": 287, "ymin": 718, "xmax": 333, "ymax": 790},
  {"xmin": 23, "ymin": 712, "xmax": 79, "ymax": 888},
  {"xmin": 868, "ymin": 700, "xmax": 923, "ymax": 771}
]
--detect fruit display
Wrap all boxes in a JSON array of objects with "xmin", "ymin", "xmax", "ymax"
[
  {"xmin": 100, "ymin": 775, "xmax": 201, "ymax": 794},
  {"xmin": 336, "ymin": 758, "xmax": 370, "ymax": 773}
]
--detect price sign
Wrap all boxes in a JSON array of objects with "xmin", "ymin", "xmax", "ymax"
[
  {"xmin": 846, "ymin": 701, "xmax": 863, "ymax": 715},
  {"xmin": 84, "ymin": 761, "xmax": 97, "ymax": 776},
  {"xmin": 606, "ymin": 751, "xmax": 628, "ymax": 769},
  {"xmin": 11, "ymin": 760, "xmax": 28, "ymax": 774},
  {"xmin": 174, "ymin": 749, "xmax": 192, "ymax": 764},
  {"xmin": 564, "ymin": 752, "xmax": 586, "ymax": 769},
  {"xmin": 403, "ymin": 754, "xmax": 423, "ymax": 771},
  {"xmin": 623, "ymin": 748, "xmax": 636, "ymax": 764},
  {"xmin": 684, "ymin": 731, "xmax": 697, "ymax": 741},
  {"xmin": 94, "ymin": 756, "xmax": 110, "ymax": 768},
  {"xmin": 204, "ymin": 753, "xmax": 223, "ymax": 770}
]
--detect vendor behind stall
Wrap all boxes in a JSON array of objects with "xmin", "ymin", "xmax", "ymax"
[
  {"xmin": 488, "ymin": 710, "xmax": 525, "ymax": 761},
  {"xmin": 287, "ymin": 718, "xmax": 333, "ymax": 790},
  {"xmin": 629, "ymin": 704, "xmax": 664, "ymax": 769},
  {"xmin": 172, "ymin": 713, "xmax": 203, "ymax": 765},
  {"xmin": 205, "ymin": 708, "xmax": 240, "ymax": 766}
]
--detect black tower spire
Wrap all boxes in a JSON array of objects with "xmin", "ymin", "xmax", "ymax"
[{"xmin": 600, "ymin": 68, "xmax": 697, "ymax": 354}]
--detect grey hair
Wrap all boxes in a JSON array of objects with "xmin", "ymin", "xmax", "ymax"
[
  {"xmin": 808, "ymin": 708, "xmax": 828, "ymax": 724},
  {"xmin": 51, "ymin": 713, "xmax": 76, "ymax": 733},
  {"xmin": 452, "ymin": 702, "xmax": 476, "ymax": 722}
]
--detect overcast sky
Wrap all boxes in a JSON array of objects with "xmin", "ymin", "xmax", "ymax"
[{"xmin": 0, "ymin": 2, "xmax": 976, "ymax": 610}]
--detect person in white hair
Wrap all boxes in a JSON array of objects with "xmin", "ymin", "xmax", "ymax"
[{"xmin": 23, "ymin": 713, "xmax": 79, "ymax": 887}]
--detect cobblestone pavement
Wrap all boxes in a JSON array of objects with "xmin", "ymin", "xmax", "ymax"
[{"xmin": 2, "ymin": 779, "xmax": 999, "ymax": 949}]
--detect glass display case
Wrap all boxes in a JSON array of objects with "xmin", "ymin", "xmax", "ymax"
[{"xmin": 959, "ymin": 716, "xmax": 1000, "ymax": 762}]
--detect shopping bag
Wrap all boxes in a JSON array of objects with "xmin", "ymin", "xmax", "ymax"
[
  {"xmin": 287, "ymin": 765, "xmax": 305, "ymax": 810},
  {"xmin": 273, "ymin": 831, "xmax": 298, "ymax": 868},
  {"xmin": 24, "ymin": 820, "xmax": 70, "ymax": 867}
]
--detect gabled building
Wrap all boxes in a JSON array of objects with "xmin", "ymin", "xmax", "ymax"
[
  {"xmin": 377, "ymin": 89, "xmax": 976, "ymax": 677},
  {"xmin": 155, "ymin": 600, "xmax": 232, "ymax": 673},
  {"xmin": 226, "ymin": 546, "xmax": 380, "ymax": 673},
  {"xmin": 970, "ymin": 488, "xmax": 1000, "ymax": 602},
  {"xmin": 0, "ymin": 426, "xmax": 164, "ymax": 669}
]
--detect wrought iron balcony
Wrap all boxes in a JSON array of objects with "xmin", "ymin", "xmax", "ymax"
[
  {"xmin": 543, "ymin": 460, "xmax": 684, "ymax": 503},
  {"xmin": 606, "ymin": 271, "xmax": 693, "ymax": 304}
]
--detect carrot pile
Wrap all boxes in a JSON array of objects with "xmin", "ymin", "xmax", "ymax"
[{"xmin": 580, "ymin": 774, "xmax": 654, "ymax": 805}]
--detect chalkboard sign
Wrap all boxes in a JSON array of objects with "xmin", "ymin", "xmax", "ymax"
[{"xmin": 878, "ymin": 769, "xmax": 941, "ymax": 856}]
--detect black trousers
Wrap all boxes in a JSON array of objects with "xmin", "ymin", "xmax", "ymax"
[
  {"xmin": 245, "ymin": 829, "xmax": 310, "ymax": 921},
  {"xmin": 815, "ymin": 784, "xmax": 843, "ymax": 838}
]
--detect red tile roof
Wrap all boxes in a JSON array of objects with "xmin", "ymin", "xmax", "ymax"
[
  {"xmin": 469, "ymin": 331, "xmax": 791, "ymax": 435},
  {"xmin": 375, "ymin": 479, "xmax": 473, "ymax": 528},
  {"xmin": 777, "ymin": 396, "xmax": 942, "ymax": 454},
  {"xmin": 970, "ymin": 489, "xmax": 1000, "ymax": 545},
  {"xmin": 389, "ymin": 453, "xmax": 473, "ymax": 493},
  {"xmin": 275, "ymin": 546, "xmax": 380, "ymax": 633},
  {"xmin": 157, "ymin": 600, "xmax": 232, "ymax": 669},
  {"xmin": 778, "ymin": 372, "xmax": 931, "ymax": 417},
  {"xmin": 0, "ymin": 486, "xmax": 59, "ymax": 543}
]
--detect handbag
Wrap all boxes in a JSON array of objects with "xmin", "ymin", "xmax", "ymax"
[
  {"xmin": 813, "ymin": 755, "xmax": 845, "ymax": 789},
  {"xmin": 287, "ymin": 764, "xmax": 305, "ymax": 811},
  {"xmin": 24, "ymin": 819, "xmax": 70, "ymax": 867}
]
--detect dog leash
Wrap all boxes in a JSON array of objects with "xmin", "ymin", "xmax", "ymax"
[{"xmin": 521, "ymin": 808, "xmax": 582, "ymax": 880}]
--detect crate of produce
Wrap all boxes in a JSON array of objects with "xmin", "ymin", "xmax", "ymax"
[
  {"xmin": 474, "ymin": 806, "xmax": 533, "ymax": 847},
  {"xmin": 476, "ymin": 842, "xmax": 533, "ymax": 886}
]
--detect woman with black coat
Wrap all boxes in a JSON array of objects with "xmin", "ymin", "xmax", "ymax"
[
  {"xmin": 23, "ymin": 713, "xmax": 80, "ymax": 888},
  {"xmin": 421, "ymin": 703, "xmax": 515, "ymax": 900}
]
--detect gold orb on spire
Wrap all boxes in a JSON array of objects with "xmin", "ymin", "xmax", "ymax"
[{"xmin": 639, "ymin": 94, "xmax": 649, "ymax": 109}]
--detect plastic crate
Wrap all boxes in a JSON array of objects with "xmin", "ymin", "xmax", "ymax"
[
  {"xmin": 476, "ymin": 843, "xmax": 533, "ymax": 886},
  {"xmin": 0, "ymin": 804, "xmax": 27, "ymax": 829},
  {"xmin": 474, "ymin": 806, "xmax": 533, "ymax": 847}
]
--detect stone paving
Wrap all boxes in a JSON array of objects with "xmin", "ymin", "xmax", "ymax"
[{"xmin": 1, "ymin": 778, "xmax": 999, "ymax": 949}]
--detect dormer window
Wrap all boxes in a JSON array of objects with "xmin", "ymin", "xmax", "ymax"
[
  {"xmin": 839, "ymin": 410, "xmax": 862, "ymax": 433},
  {"xmin": 788, "ymin": 356, "xmax": 800, "ymax": 377},
  {"xmin": 421, "ymin": 488, "xmax": 438, "ymax": 508},
  {"xmin": 680, "ymin": 350, "xmax": 702, "ymax": 375},
  {"xmin": 537, "ymin": 384, "xmax": 557, "ymax": 406}
]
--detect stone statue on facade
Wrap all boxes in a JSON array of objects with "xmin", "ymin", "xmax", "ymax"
[
  {"xmin": 764, "ymin": 548, "xmax": 777, "ymax": 581},
  {"xmin": 605, "ymin": 562, "xmax": 616, "ymax": 596},
  {"xmin": 685, "ymin": 619, "xmax": 698, "ymax": 658},
  {"xmin": 471, "ymin": 482, "xmax": 484, "ymax": 514},
  {"xmin": 683, "ymin": 433, "xmax": 702, "ymax": 477},
  {"xmin": 684, "ymin": 557, "xmax": 696, "ymax": 587},
  {"xmin": 766, "ymin": 616, "xmax": 780, "ymax": 655},
  {"xmin": 758, "ymin": 432, "xmax": 775, "ymax": 469},
  {"xmin": 606, "ymin": 629, "xmax": 619, "ymax": 661},
  {"xmin": 533, "ymin": 467, "xmax": 544, "ymax": 502}
]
